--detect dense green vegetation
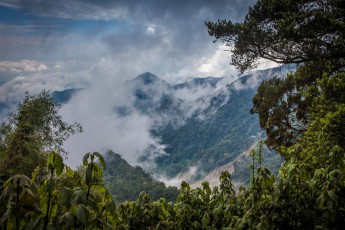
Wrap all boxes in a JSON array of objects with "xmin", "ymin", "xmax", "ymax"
[
  {"xmin": 0, "ymin": 150, "xmax": 118, "ymax": 229},
  {"xmin": 1, "ymin": 143, "xmax": 343, "ymax": 229},
  {"xmin": 0, "ymin": 91, "xmax": 82, "ymax": 179},
  {"xmin": 1, "ymin": 0, "xmax": 345, "ymax": 228},
  {"xmin": 104, "ymin": 151, "xmax": 179, "ymax": 202},
  {"xmin": 230, "ymin": 142, "xmax": 282, "ymax": 186},
  {"xmin": 206, "ymin": 0, "xmax": 345, "ymax": 74},
  {"xmin": 155, "ymin": 84, "xmax": 262, "ymax": 180}
]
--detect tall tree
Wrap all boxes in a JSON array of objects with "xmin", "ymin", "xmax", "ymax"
[
  {"xmin": 206, "ymin": 0, "xmax": 345, "ymax": 153},
  {"xmin": 0, "ymin": 91, "xmax": 82, "ymax": 178},
  {"xmin": 206, "ymin": 0, "xmax": 345, "ymax": 73}
]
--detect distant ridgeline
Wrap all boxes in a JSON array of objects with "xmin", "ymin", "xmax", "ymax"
[
  {"xmin": 51, "ymin": 88, "xmax": 82, "ymax": 104},
  {"xmin": 51, "ymin": 66, "xmax": 293, "ymax": 185}
]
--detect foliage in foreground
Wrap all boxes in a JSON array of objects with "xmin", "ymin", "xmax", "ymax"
[
  {"xmin": 0, "ymin": 151, "xmax": 117, "ymax": 229},
  {"xmin": 1, "ymin": 142, "xmax": 344, "ymax": 229}
]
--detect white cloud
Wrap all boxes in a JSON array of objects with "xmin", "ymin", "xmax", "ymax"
[
  {"xmin": 50, "ymin": 59, "xmax": 160, "ymax": 167},
  {"xmin": 0, "ymin": 59, "xmax": 93, "ymax": 108},
  {"xmin": 0, "ymin": 60, "xmax": 48, "ymax": 73},
  {"xmin": 196, "ymin": 45, "xmax": 236, "ymax": 76},
  {"xmin": 146, "ymin": 26, "xmax": 155, "ymax": 34},
  {"xmin": 158, "ymin": 44, "xmax": 238, "ymax": 83},
  {"xmin": 254, "ymin": 59, "xmax": 279, "ymax": 71},
  {"xmin": 154, "ymin": 165, "xmax": 199, "ymax": 188}
]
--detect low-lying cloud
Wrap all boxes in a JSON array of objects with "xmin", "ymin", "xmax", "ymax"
[{"xmin": 58, "ymin": 65, "xmax": 234, "ymax": 168}]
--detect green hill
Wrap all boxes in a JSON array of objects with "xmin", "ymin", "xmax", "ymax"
[{"xmin": 103, "ymin": 151, "xmax": 179, "ymax": 202}]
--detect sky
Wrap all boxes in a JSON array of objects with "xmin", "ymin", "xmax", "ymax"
[
  {"xmin": 0, "ymin": 0, "xmax": 276, "ymax": 174},
  {"xmin": 0, "ymin": 0, "xmax": 258, "ymax": 85}
]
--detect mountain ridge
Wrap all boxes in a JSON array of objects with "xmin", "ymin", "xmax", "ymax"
[{"xmin": 49, "ymin": 66, "xmax": 291, "ymax": 185}]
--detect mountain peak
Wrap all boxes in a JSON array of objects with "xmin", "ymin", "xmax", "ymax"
[{"xmin": 134, "ymin": 72, "xmax": 160, "ymax": 85}]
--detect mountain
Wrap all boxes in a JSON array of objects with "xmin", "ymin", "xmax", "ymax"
[
  {"xmin": 173, "ymin": 76, "xmax": 223, "ymax": 90},
  {"xmin": 126, "ymin": 72, "xmax": 183, "ymax": 122},
  {"xmin": 49, "ymin": 67, "xmax": 291, "ymax": 186},
  {"xmin": 140, "ymin": 68, "xmax": 287, "ymax": 182},
  {"xmin": 126, "ymin": 72, "xmax": 232, "ymax": 127},
  {"xmin": 132, "ymin": 72, "xmax": 163, "ymax": 85},
  {"xmin": 51, "ymin": 88, "xmax": 82, "ymax": 104},
  {"xmin": 154, "ymin": 87, "xmax": 262, "ymax": 180},
  {"xmin": 104, "ymin": 150, "xmax": 179, "ymax": 202}
]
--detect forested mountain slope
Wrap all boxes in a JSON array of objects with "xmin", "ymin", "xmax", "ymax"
[
  {"xmin": 50, "ymin": 67, "xmax": 290, "ymax": 184},
  {"xmin": 152, "ymin": 67, "xmax": 290, "ymax": 181}
]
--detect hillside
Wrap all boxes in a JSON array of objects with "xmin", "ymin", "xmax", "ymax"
[
  {"xmin": 103, "ymin": 150, "xmax": 179, "ymax": 202},
  {"xmin": 151, "ymin": 68, "xmax": 289, "ymax": 181}
]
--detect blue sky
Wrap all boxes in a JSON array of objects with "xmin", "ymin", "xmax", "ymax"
[
  {"xmin": 0, "ymin": 0, "xmax": 257, "ymax": 80},
  {"xmin": 0, "ymin": 5, "xmax": 132, "ymax": 40}
]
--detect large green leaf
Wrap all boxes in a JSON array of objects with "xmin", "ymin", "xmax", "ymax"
[
  {"xmin": 92, "ymin": 163, "xmax": 103, "ymax": 178},
  {"xmin": 85, "ymin": 166, "xmax": 92, "ymax": 186},
  {"xmin": 60, "ymin": 187, "xmax": 73, "ymax": 209},
  {"xmin": 201, "ymin": 213, "xmax": 210, "ymax": 228},
  {"xmin": 47, "ymin": 151, "xmax": 64, "ymax": 175},
  {"xmin": 45, "ymin": 177, "xmax": 55, "ymax": 193},
  {"xmin": 83, "ymin": 153, "xmax": 90, "ymax": 166},
  {"xmin": 93, "ymin": 152, "xmax": 106, "ymax": 170},
  {"xmin": 76, "ymin": 204, "xmax": 90, "ymax": 226}
]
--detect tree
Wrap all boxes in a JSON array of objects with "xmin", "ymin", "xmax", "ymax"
[
  {"xmin": 205, "ymin": 2, "xmax": 345, "ymax": 226},
  {"xmin": 206, "ymin": 0, "xmax": 345, "ymax": 153},
  {"xmin": 206, "ymin": 0, "xmax": 345, "ymax": 73},
  {"xmin": 0, "ymin": 91, "xmax": 82, "ymax": 178},
  {"xmin": 250, "ymin": 61, "xmax": 322, "ymax": 150}
]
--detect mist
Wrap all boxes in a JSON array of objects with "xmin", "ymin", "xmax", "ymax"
[{"xmin": 58, "ymin": 65, "xmax": 236, "ymax": 169}]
